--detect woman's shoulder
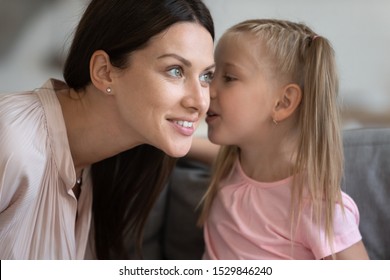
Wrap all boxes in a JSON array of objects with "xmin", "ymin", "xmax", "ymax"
[
  {"xmin": 0, "ymin": 79, "xmax": 64, "ymax": 149},
  {"xmin": 0, "ymin": 90, "xmax": 50, "ymax": 212},
  {"xmin": 0, "ymin": 89, "xmax": 41, "ymax": 112},
  {"xmin": 0, "ymin": 87, "xmax": 60, "ymax": 183},
  {"xmin": 1, "ymin": 89, "xmax": 47, "ymax": 151}
]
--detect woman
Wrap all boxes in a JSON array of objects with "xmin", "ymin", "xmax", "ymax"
[{"xmin": 0, "ymin": 0, "xmax": 215, "ymax": 259}]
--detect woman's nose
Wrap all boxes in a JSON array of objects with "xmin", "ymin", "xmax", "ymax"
[{"xmin": 182, "ymin": 79, "xmax": 210, "ymax": 114}]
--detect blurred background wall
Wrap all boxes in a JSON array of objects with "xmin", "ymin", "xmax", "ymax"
[
  {"xmin": 0, "ymin": 0, "xmax": 389, "ymax": 128},
  {"xmin": 0, "ymin": 0, "xmax": 86, "ymax": 93}
]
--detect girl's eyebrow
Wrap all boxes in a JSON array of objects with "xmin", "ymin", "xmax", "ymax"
[{"xmin": 222, "ymin": 62, "xmax": 242, "ymax": 69}]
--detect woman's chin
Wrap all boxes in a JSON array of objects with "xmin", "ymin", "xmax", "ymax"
[{"xmin": 163, "ymin": 143, "xmax": 191, "ymax": 158}]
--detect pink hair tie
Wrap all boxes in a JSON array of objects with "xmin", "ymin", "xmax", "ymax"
[
  {"xmin": 309, "ymin": 35, "xmax": 320, "ymax": 46},
  {"xmin": 312, "ymin": 35, "xmax": 320, "ymax": 41}
]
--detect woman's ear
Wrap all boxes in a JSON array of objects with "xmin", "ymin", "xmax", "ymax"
[
  {"xmin": 273, "ymin": 83, "xmax": 302, "ymax": 123},
  {"xmin": 89, "ymin": 50, "xmax": 114, "ymax": 93}
]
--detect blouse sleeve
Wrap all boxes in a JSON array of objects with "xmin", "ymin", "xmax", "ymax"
[{"xmin": 0, "ymin": 92, "xmax": 47, "ymax": 213}]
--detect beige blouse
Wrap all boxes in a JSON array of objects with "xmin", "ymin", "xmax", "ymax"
[{"xmin": 0, "ymin": 79, "xmax": 93, "ymax": 259}]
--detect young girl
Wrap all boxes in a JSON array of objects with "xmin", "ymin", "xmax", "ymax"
[{"xmin": 198, "ymin": 19, "xmax": 369, "ymax": 259}]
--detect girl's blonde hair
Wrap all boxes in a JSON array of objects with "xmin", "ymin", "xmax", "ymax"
[{"xmin": 199, "ymin": 19, "xmax": 343, "ymax": 249}]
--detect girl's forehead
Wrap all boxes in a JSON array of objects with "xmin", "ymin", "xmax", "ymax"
[
  {"xmin": 216, "ymin": 33, "xmax": 267, "ymax": 62},
  {"xmin": 216, "ymin": 32, "xmax": 283, "ymax": 85},
  {"xmin": 218, "ymin": 32, "xmax": 265, "ymax": 53}
]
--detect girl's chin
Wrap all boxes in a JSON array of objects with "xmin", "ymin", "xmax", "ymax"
[{"xmin": 207, "ymin": 134, "xmax": 221, "ymax": 145}]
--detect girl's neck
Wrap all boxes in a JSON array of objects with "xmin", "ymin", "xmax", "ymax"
[
  {"xmin": 239, "ymin": 126, "xmax": 299, "ymax": 183},
  {"xmin": 240, "ymin": 148, "xmax": 295, "ymax": 183}
]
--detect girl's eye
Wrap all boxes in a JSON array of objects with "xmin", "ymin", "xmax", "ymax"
[
  {"xmin": 200, "ymin": 71, "xmax": 214, "ymax": 85},
  {"xmin": 167, "ymin": 67, "xmax": 183, "ymax": 78},
  {"xmin": 223, "ymin": 74, "xmax": 236, "ymax": 82}
]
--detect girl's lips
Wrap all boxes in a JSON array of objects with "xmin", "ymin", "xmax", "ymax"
[
  {"xmin": 205, "ymin": 111, "xmax": 219, "ymax": 124},
  {"xmin": 206, "ymin": 109, "xmax": 218, "ymax": 117}
]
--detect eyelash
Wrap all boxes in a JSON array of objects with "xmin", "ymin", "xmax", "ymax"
[
  {"xmin": 167, "ymin": 66, "xmax": 183, "ymax": 78},
  {"xmin": 223, "ymin": 74, "xmax": 236, "ymax": 82},
  {"xmin": 200, "ymin": 71, "xmax": 214, "ymax": 85},
  {"xmin": 167, "ymin": 66, "xmax": 214, "ymax": 86}
]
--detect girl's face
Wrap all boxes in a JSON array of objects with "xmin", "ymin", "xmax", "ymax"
[
  {"xmin": 206, "ymin": 33, "xmax": 280, "ymax": 148},
  {"xmin": 112, "ymin": 22, "xmax": 215, "ymax": 157}
]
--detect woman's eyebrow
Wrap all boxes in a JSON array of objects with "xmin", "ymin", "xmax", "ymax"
[
  {"xmin": 157, "ymin": 53, "xmax": 192, "ymax": 67},
  {"xmin": 204, "ymin": 63, "xmax": 215, "ymax": 71}
]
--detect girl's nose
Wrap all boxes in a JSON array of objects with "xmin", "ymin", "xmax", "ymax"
[{"xmin": 209, "ymin": 79, "xmax": 217, "ymax": 99}]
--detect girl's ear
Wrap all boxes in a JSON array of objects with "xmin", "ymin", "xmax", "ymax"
[
  {"xmin": 273, "ymin": 83, "xmax": 302, "ymax": 122},
  {"xmin": 89, "ymin": 50, "xmax": 114, "ymax": 93}
]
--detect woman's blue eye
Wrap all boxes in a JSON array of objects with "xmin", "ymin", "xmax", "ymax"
[
  {"xmin": 200, "ymin": 71, "xmax": 214, "ymax": 85},
  {"xmin": 168, "ymin": 67, "xmax": 183, "ymax": 78}
]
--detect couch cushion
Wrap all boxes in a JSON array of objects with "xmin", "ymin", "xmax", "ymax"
[
  {"xmin": 127, "ymin": 185, "xmax": 168, "ymax": 259},
  {"xmin": 162, "ymin": 159, "xmax": 210, "ymax": 259},
  {"xmin": 342, "ymin": 128, "xmax": 390, "ymax": 259}
]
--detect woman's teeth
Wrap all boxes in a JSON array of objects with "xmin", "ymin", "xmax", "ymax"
[{"xmin": 175, "ymin": 120, "xmax": 194, "ymax": 128}]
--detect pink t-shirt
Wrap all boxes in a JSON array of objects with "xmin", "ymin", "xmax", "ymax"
[{"xmin": 203, "ymin": 160, "xmax": 362, "ymax": 260}]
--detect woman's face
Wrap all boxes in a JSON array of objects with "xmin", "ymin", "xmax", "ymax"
[{"xmin": 112, "ymin": 22, "xmax": 214, "ymax": 157}]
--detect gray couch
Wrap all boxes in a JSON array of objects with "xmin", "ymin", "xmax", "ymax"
[{"xmin": 139, "ymin": 128, "xmax": 390, "ymax": 260}]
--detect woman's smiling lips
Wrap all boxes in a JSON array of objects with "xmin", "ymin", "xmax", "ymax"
[{"xmin": 169, "ymin": 118, "xmax": 197, "ymax": 136}]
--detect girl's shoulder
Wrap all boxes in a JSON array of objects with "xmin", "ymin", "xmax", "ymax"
[{"xmin": 339, "ymin": 191, "xmax": 360, "ymax": 223}]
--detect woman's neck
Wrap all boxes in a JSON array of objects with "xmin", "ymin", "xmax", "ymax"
[{"xmin": 56, "ymin": 85, "xmax": 140, "ymax": 172}]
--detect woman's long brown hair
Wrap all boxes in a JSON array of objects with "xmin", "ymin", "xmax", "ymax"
[{"xmin": 63, "ymin": 0, "xmax": 214, "ymax": 259}]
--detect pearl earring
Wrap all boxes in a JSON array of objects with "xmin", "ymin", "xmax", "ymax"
[
  {"xmin": 106, "ymin": 87, "xmax": 112, "ymax": 94},
  {"xmin": 273, "ymin": 119, "xmax": 278, "ymax": 125}
]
